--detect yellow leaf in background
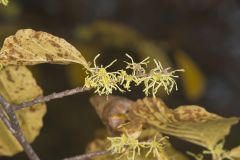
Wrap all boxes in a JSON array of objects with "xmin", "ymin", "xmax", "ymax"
[
  {"xmin": 67, "ymin": 64, "xmax": 87, "ymax": 86},
  {"xmin": 75, "ymin": 21, "xmax": 172, "ymax": 70},
  {"xmin": 0, "ymin": 1, "xmax": 21, "ymax": 19},
  {"xmin": 0, "ymin": 29, "xmax": 89, "ymax": 68},
  {"xmin": 76, "ymin": 21, "xmax": 142, "ymax": 48},
  {"xmin": 174, "ymin": 50, "xmax": 206, "ymax": 101},
  {"xmin": 130, "ymin": 97, "xmax": 239, "ymax": 149},
  {"xmin": 137, "ymin": 41, "xmax": 172, "ymax": 71},
  {"xmin": 0, "ymin": 66, "xmax": 46, "ymax": 156},
  {"xmin": 0, "ymin": 0, "xmax": 8, "ymax": 6}
]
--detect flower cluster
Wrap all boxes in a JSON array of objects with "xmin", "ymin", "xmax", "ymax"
[
  {"xmin": 84, "ymin": 54, "xmax": 184, "ymax": 97},
  {"xmin": 203, "ymin": 140, "xmax": 234, "ymax": 160},
  {"xmin": 84, "ymin": 54, "xmax": 123, "ymax": 95},
  {"xmin": 142, "ymin": 60, "xmax": 184, "ymax": 96},
  {"xmin": 188, "ymin": 140, "xmax": 234, "ymax": 160},
  {"xmin": 107, "ymin": 134, "xmax": 168, "ymax": 160}
]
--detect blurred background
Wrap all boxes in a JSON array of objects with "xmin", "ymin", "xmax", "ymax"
[{"xmin": 1, "ymin": 0, "xmax": 240, "ymax": 159}]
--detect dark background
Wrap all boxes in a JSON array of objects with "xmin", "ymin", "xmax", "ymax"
[{"xmin": 1, "ymin": 0, "xmax": 240, "ymax": 159}]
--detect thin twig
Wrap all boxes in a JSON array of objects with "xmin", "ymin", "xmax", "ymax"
[
  {"xmin": 0, "ymin": 86, "xmax": 92, "ymax": 160},
  {"xmin": 14, "ymin": 87, "xmax": 91, "ymax": 110},
  {"xmin": 63, "ymin": 150, "xmax": 111, "ymax": 160},
  {"xmin": 0, "ymin": 96, "xmax": 40, "ymax": 160},
  {"xmin": 0, "ymin": 108, "xmax": 16, "ymax": 134}
]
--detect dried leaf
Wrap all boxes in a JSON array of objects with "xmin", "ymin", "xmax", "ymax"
[
  {"xmin": 0, "ymin": 66, "xmax": 46, "ymax": 156},
  {"xmin": 174, "ymin": 50, "xmax": 206, "ymax": 101},
  {"xmin": 90, "ymin": 95, "xmax": 142, "ymax": 137},
  {"xmin": 90, "ymin": 96, "xmax": 189, "ymax": 160},
  {"xmin": 130, "ymin": 97, "xmax": 239, "ymax": 149},
  {"xmin": 0, "ymin": 29, "xmax": 89, "ymax": 68},
  {"xmin": 91, "ymin": 96, "xmax": 239, "ymax": 150}
]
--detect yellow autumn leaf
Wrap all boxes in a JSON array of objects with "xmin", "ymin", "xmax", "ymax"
[
  {"xmin": 228, "ymin": 146, "xmax": 240, "ymax": 159},
  {"xmin": 76, "ymin": 21, "xmax": 142, "ymax": 48},
  {"xmin": 0, "ymin": 29, "xmax": 89, "ymax": 68},
  {"xmin": 137, "ymin": 41, "xmax": 171, "ymax": 72},
  {"xmin": 65, "ymin": 43, "xmax": 96, "ymax": 86},
  {"xmin": 174, "ymin": 50, "xmax": 206, "ymax": 101},
  {"xmin": 0, "ymin": 66, "xmax": 46, "ymax": 156},
  {"xmin": 0, "ymin": 0, "xmax": 8, "ymax": 6},
  {"xmin": 130, "ymin": 97, "xmax": 239, "ymax": 149}
]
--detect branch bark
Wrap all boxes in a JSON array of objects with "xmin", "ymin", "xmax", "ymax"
[
  {"xmin": 0, "ymin": 96, "xmax": 40, "ymax": 160},
  {"xmin": 0, "ymin": 86, "xmax": 92, "ymax": 160},
  {"xmin": 14, "ymin": 86, "xmax": 91, "ymax": 110},
  {"xmin": 63, "ymin": 150, "xmax": 111, "ymax": 160},
  {"xmin": 0, "ymin": 108, "xmax": 16, "ymax": 134}
]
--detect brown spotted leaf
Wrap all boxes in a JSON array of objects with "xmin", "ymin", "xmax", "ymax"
[
  {"xmin": 130, "ymin": 97, "xmax": 239, "ymax": 149},
  {"xmin": 0, "ymin": 29, "xmax": 89, "ymax": 68},
  {"xmin": 90, "ymin": 96, "xmax": 189, "ymax": 160},
  {"xmin": 0, "ymin": 66, "xmax": 46, "ymax": 156}
]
